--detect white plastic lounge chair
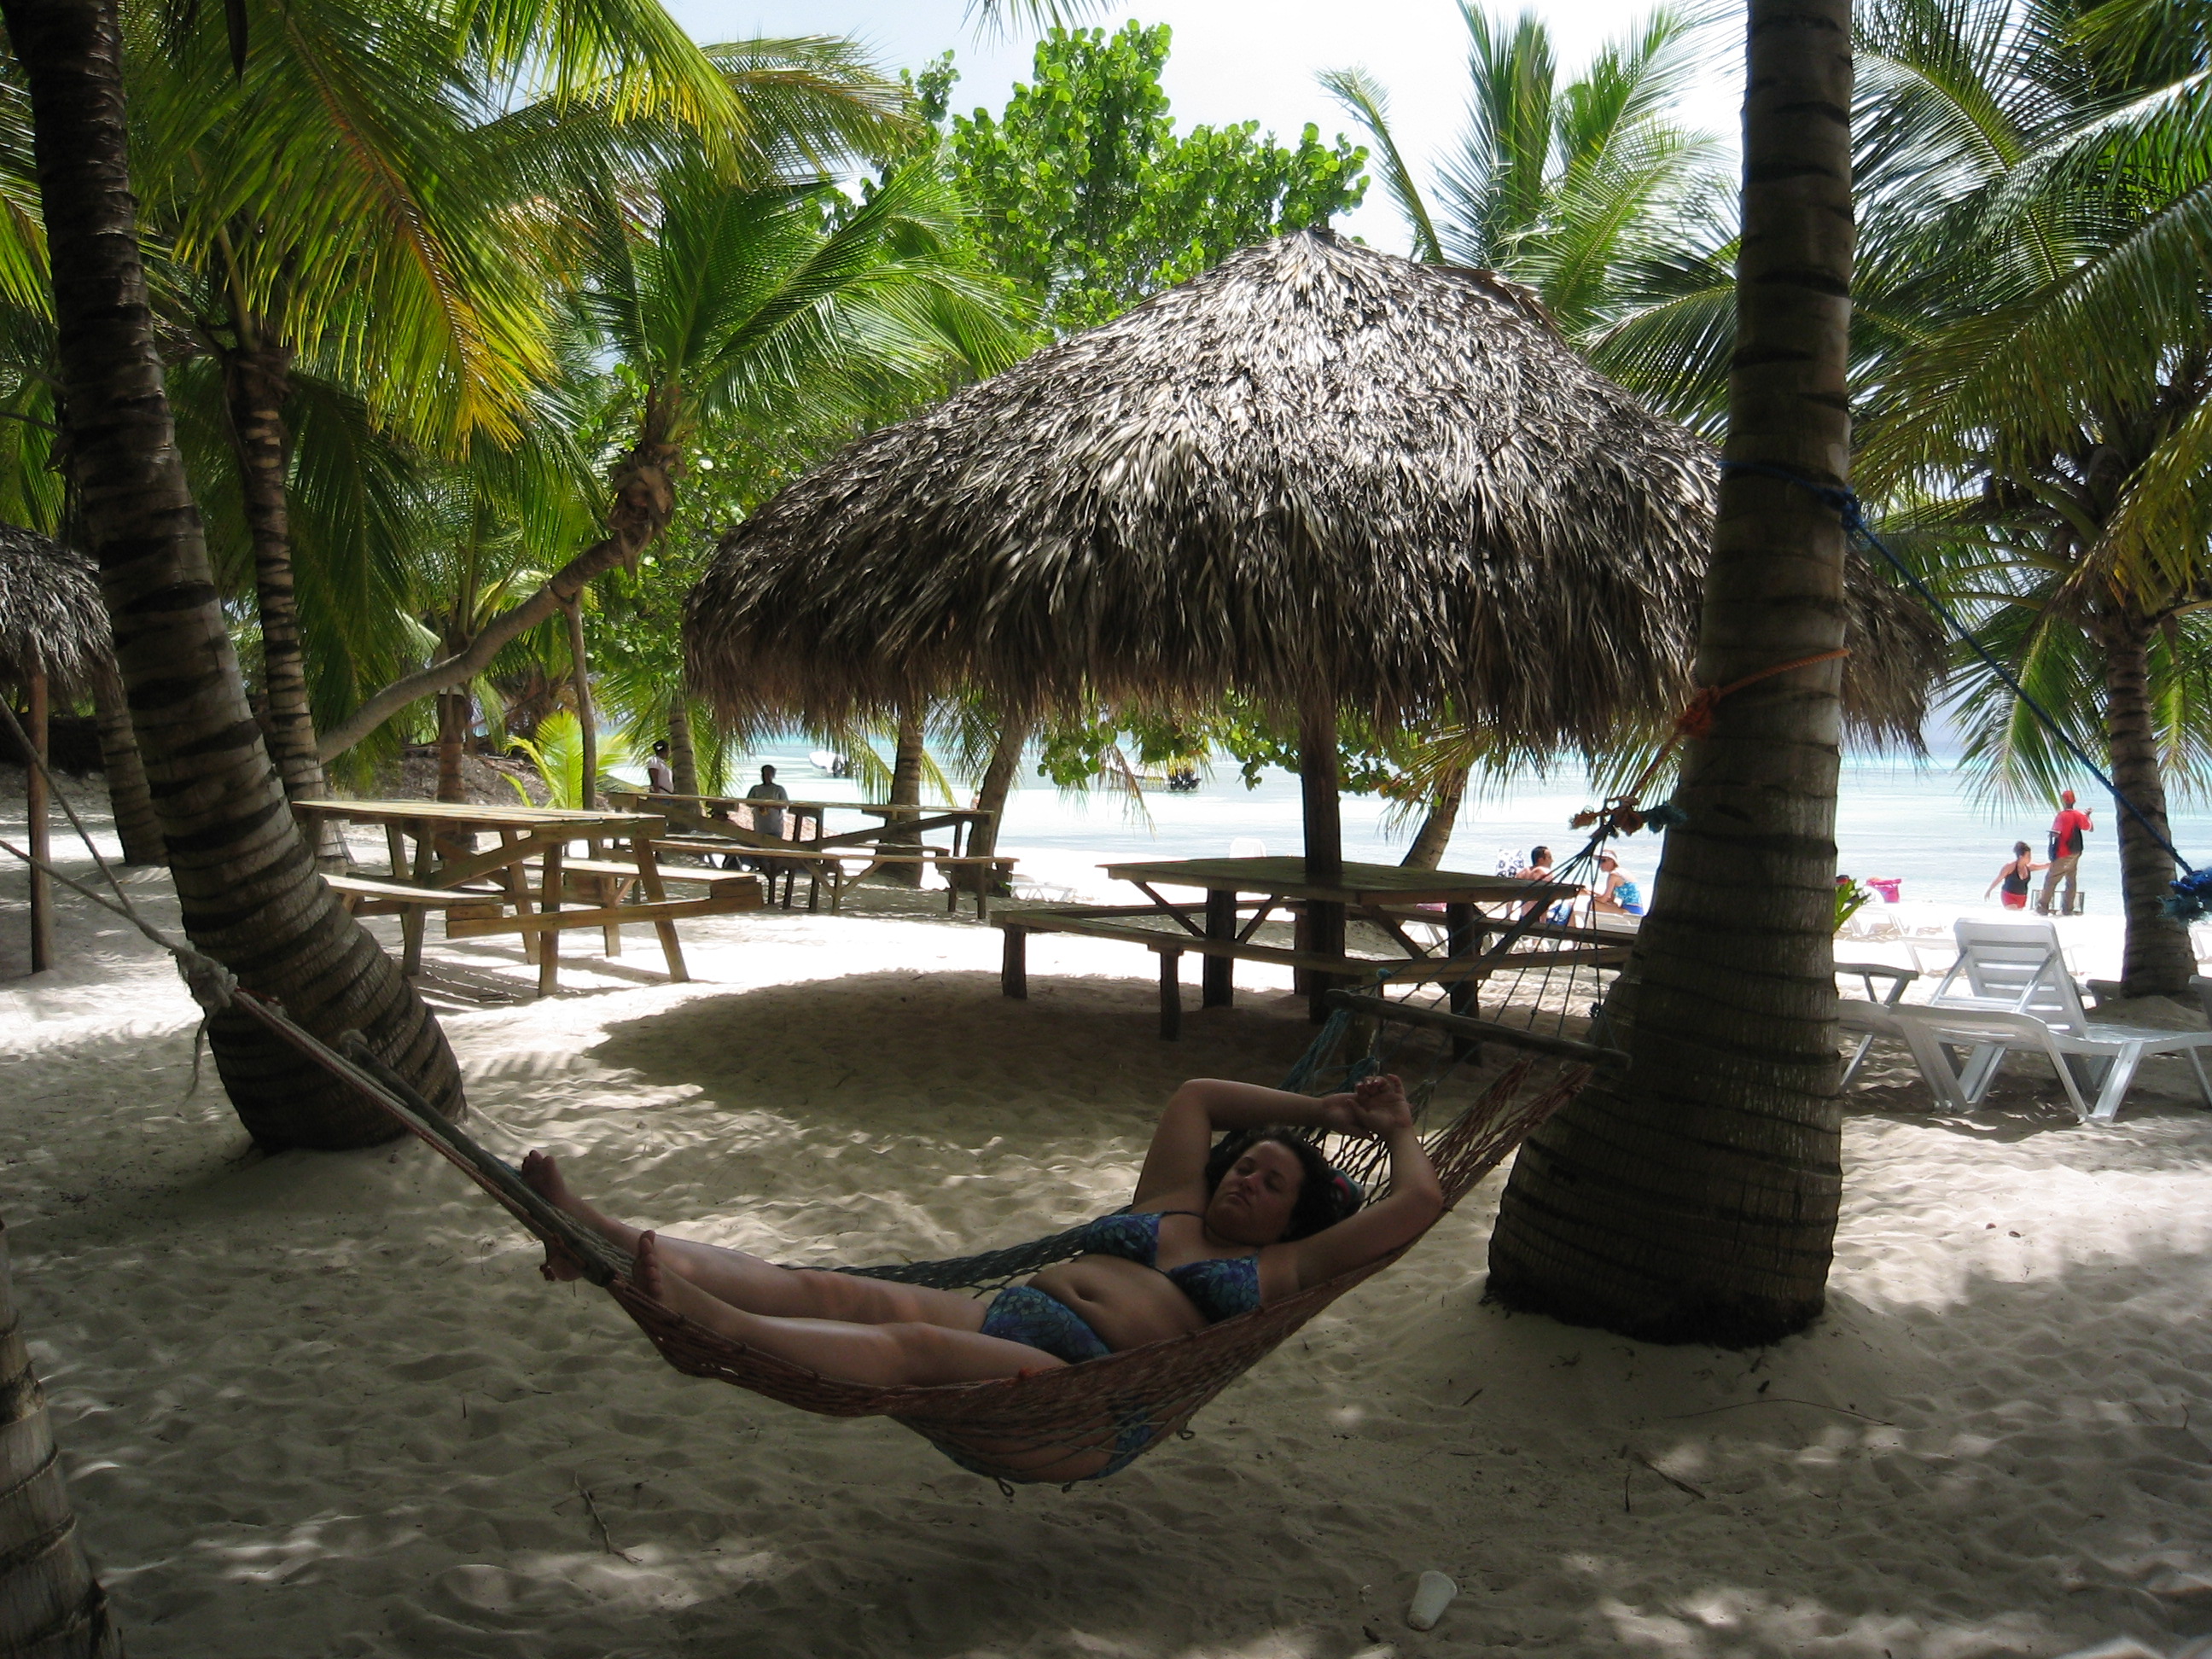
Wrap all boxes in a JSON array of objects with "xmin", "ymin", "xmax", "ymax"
[
  {"xmin": 1836, "ymin": 998, "xmax": 1972, "ymax": 1108},
  {"xmin": 1836, "ymin": 960, "xmax": 1918, "ymax": 1088},
  {"xmin": 1920, "ymin": 918, "xmax": 2212, "ymax": 1122}
]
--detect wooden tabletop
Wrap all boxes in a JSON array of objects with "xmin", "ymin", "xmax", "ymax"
[
  {"xmin": 294, "ymin": 798, "xmax": 665, "ymax": 835},
  {"xmin": 1100, "ymin": 855, "xmax": 1558, "ymax": 907}
]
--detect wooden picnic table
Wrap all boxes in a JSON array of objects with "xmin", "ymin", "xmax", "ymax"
[
  {"xmin": 607, "ymin": 790, "xmax": 1012, "ymax": 918},
  {"xmin": 998, "ymin": 855, "xmax": 1591, "ymax": 1033},
  {"xmin": 295, "ymin": 799, "xmax": 760, "ymax": 994}
]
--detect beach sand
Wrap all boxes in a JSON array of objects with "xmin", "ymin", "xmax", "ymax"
[{"xmin": 3, "ymin": 806, "xmax": 2210, "ymax": 1658}]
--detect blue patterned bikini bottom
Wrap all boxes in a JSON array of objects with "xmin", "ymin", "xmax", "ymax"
[{"xmin": 977, "ymin": 1284, "xmax": 1112, "ymax": 1365}]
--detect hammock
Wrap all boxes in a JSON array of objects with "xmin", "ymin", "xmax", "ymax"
[{"xmin": 306, "ymin": 1007, "xmax": 1603, "ymax": 1486}]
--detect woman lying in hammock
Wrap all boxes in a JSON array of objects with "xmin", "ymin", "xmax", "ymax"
[{"xmin": 521, "ymin": 1074, "xmax": 1442, "ymax": 1388}]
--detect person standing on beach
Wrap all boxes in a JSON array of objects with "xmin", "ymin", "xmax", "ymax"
[
  {"xmin": 1987, "ymin": 841, "xmax": 2041, "ymax": 910},
  {"xmin": 746, "ymin": 764, "xmax": 789, "ymax": 838},
  {"xmin": 2040, "ymin": 790, "xmax": 2093, "ymax": 914},
  {"xmin": 645, "ymin": 740, "xmax": 674, "ymax": 795}
]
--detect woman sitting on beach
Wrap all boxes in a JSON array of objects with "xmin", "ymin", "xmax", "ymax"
[{"xmin": 521, "ymin": 1074, "xmax": 1441, "ymax": 1388}]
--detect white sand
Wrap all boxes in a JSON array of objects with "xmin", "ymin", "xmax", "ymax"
[{"xmin": 3, "ymin": 816, "xmax": 2211, "ymax": 1659}]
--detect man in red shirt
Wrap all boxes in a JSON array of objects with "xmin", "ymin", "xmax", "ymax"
[{"xmin": 2039, "ymin": 789, "xmax": 2093, "ymax": 914}]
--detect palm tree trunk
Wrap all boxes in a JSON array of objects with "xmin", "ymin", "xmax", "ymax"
[
  {"xmin": 0, "ymin": 1220, "xmax": 123, "ymax": 1658},
  {"xmin": 2098, "ymin": 610, "xmax": 2195, "ymax": 997},
  {"xmin": 879, "ymin": 703, "xmax": 925, "ymax": 887},
  {"xmin": 223, "ymin": 340, "xmax": 325, "ymax": 801},
  {"xmin": 90, "ymin": 661, "xmax": 164, "ymax": 864},
  {"xmin": 1487, "ymin": 0, "xmax": 1854, "ymax": 1344},
  {"xmin": 25, "ymin": 670, "xmax": 51, "ymax": 973},
  {"xmin": 1400, "ymin": 764, "xmax": 1468, "ymax": 870},
  {"xmin": 435, "ymin": 689, "xmax": 469, "ymax": 804},
  {"xmin": 565, "ymin": 600, "xmax": 598, "ymax": 811},
  {"xmin": 667, "ymin": 696, "xmax": 699, "ymax": 796},
  {"xmin": 4, "ymin": 0, "xmax": 461, "ymax": 1149},
  {"xmin": 966, "ymin": 708, "xmax": 1029, "ymax": 896},
  {"xmin": 969, "ymin": 710, "xmax": 1028, "ymax": 860}
]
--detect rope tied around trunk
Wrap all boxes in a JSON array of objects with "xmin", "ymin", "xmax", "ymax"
[
  {"xmin": 1715, "ymin": 459, "xmax": 2210, "ymax": 916},
  {"xmin": 1570, "ymin": 647, "xmax": 1850, "ymax": 841}
]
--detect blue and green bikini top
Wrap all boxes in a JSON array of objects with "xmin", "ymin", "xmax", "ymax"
[{"xmin": 1076, "ymin": 1210, "xmax": 1262, "ymax": 1324}]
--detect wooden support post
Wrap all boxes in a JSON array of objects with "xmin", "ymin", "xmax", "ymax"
[
  {"xmin": 538, "ymin": 841, "xmax": 564, "ymax": 996},
  {"xmin": 631, "ymin": 832, "xmax": 688, "ymax": 983},
  {"xmin": 1202, "ymin": 888, "xmax": 1234, "ymax": 1007},
  {"xmin": 401, "ymin": 817, "xmax": 434, "ymax": 975},
  {"xmin": 494, "ymin": 828, "xmax": 538, "ymax": 964},
  {"xmin": 1159, "ymin": 947, "xmax": 1184, "ymax": 1039},
  {"xmin": 26, "ymin": 672, "xmax": 50, "ymax": 974},
  {"xmin": 1002, "ymin": 926, "xmax": 1029, "ymax": 998},
  {"xmin": 1300, "ymin": 694, "xmax": 1345, "ymax": 1024},
  {"xmin": 1446, "ymin": 904, "xmax": 1476, "ymax": 1016}
]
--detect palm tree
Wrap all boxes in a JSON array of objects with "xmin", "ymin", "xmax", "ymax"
[
  {"xmin": 1486, "ymin": 0, "xmax": 1859, "ymax": 1343},
  {"xmin": 1324, "ymin": 3, "xmax": 1723, "ymax": 866},
  {"xmin": 0, "ymin": 1220, "xmax": 120, "ymax": 1657},
  {"xmin": 130, "ymin": 4, "xmax": 911, "ymax": 803},
  {"xmin": 316, "ymin": 150, "xmax": 1024, "ymax": 761},
  {"xmin": 0, "ymin": 0, "xmax": 463, "ymax": 1149},
  {"xmin": 1849, "ymin": 0, "xmax": 2212, "ymax": 997}
]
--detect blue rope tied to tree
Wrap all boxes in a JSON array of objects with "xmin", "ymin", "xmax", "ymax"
[{"xmin": 1717, "ymin": 460, "xmax": 2212, "ymax": 918}]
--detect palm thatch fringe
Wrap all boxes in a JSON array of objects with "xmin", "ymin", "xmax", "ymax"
[
  {"xmin": 0, "ymin": 525, "xmax": 109, "ymax": 701},
  {"xmin": 684, "ymin": 228, "xmax": 1937, "ymax": 746}
]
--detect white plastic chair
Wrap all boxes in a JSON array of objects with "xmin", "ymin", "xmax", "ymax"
[
  {"xmin": 1228, "ymin": 837, "xmax": 1267, "ymax": 859},
  {"xmin": 1920, "ymin": 918, "xmax": 2212, "ymax": 1122}
]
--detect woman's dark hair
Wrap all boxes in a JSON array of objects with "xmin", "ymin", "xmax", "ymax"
[
  {"xmin": 1203, "ymin": 1128, "xmax": 1361, "ymax": 1241},
  {"xmin": 2013, "ymin": 841, "xmax": 2031, "ymax": 856}
]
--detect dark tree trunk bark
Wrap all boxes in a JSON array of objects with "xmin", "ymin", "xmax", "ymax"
[
  {"xmin": 969, "ymin": 710, "xmax": 1029, "ymax": 862},
  {"xmin": 0, "ymin": 1220, "xmax": 123, "ymax": 1658},
  {"xmin": 565, "ymin": 600, "xmax": 597, "ymax": 811},
  {"xmin": 1400, "ymin": 764, "xmax": 1468, "ymax": 870},
  {"xmin": 435, "ymin": 689, "xmax": 468, "ymax": 804},
  {"xmin": 1487, "ymin": 0, "xmax": 1854, "ymax": 1345},
  {"xmin": 223, "ymin": 340, "xmax": 324, "ymax": 801},
  {"xmin": 2098, "ymin": 610, "xmax": 2195, "ymax": 997},
  {"xmin": 25, "ymin": 670, "xmax": 51, "ymax": 972},
  {"xmin": 667, "ymin": 696, "xmax": 699, "ymax": 796},
  {"xmin": 90, "ymin": 660, "xmax": 164, "ymax": 864},
  {"xmin": 878, "ymin": 703, "xmax": 925, "ymax": 886},
  {"xmin": 4, "ymin": 0, "xmax": 460, "ymax": 1148}
]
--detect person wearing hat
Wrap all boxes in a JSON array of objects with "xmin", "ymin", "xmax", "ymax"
[{"xmin": 2039, "ymin": 789, "xmax": 2093, "ymax": 915}]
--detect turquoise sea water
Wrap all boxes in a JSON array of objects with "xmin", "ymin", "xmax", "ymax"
[{"xmin": 687, "ymin": 745, "xmax": 2212, "ymax": 917}]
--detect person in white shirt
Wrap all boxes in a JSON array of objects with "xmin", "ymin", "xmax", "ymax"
[{"xmin": 645, "ymin": 740, "xmax": 674, "ymax": 794}]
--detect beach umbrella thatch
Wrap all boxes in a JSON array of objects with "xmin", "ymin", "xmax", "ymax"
[
  {"xmin": 0, "ymin": 524, "xmax": 108, "ymax": 700},
  {"xmin": 684, "ymin": 229, "xmax": 1936, "ymax": 752}
]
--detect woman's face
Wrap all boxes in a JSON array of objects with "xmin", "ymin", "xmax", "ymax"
[{"xmin": 1207, "ymin": 1139, "xmax": 1306, "ymax": 1244}]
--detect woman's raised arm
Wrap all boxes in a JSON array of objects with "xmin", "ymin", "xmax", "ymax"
[
  {"xmin": 1284, "ymin": 1075, "xmax": 1444, "ymax": 1289},
  {"xmin": 1131, "ymin": 1079, "xmax": 1357, "ymax": 1206}
]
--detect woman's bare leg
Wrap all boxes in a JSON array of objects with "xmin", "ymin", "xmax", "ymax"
[
  {"xmin": 521, "ymin": 1152, "xmax": 987, "ymax": 1330},
  {"xmin": 632, "ymin": 1232, "xmax": 1060, "ymax": 1386}
]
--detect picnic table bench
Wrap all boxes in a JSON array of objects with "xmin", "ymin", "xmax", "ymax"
[
  {"xmin": 620, "ymin": 790, "xmax": 1017, "ymax": 920},
  {"xmin": 300, "ymin": 799, "xmax": 762, "ymax": 993},
  {"xmin": 994, "ymin": 902, "xmax": 1629, "ymax": 1038}
]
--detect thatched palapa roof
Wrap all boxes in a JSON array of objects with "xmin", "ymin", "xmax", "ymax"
[
  {"xmin": 684, "ymin": 228, "xmax": 1936, "ymax": 745},
  {"xmin": 0, "ymin": 524, "xmax": 108, "ymax": 699}
]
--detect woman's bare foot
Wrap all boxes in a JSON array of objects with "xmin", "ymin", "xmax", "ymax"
[{"xmin": 521, "ymin": 1150, "xmax": 608, "ymax": 1282}]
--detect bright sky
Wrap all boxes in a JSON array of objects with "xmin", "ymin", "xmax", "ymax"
[{"xmin": 664, "ymin": 1, "xmax": 1747, "ymax": 253}]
